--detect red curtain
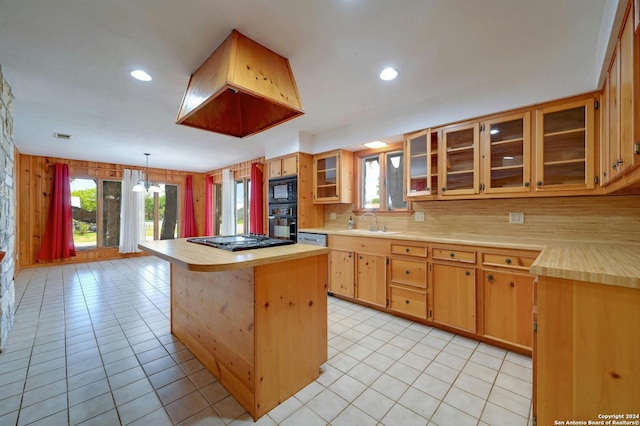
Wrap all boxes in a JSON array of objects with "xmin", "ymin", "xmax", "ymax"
[
  {"xmin": 250, "ymin": 163, "xmax": 264, "ymax": 234},
  {"xmin": 37, "ymin": 163, "xmax": 76, "ymax": 261},
  {"xmin": 181, "ymin": 175, "xmax": 198, "ymax": 238},
  {"xmin": 204, "ymin": 175, "xmax": 213, "ymax": 235}
]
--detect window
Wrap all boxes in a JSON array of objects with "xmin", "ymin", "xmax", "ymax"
[
  {"xmin": 235, "ymin": 178, "xmax": 251, "ymax": 234},
  {"xmin": 71, "ymin": 178, "xmax": 97, "ymax": 249},
  {"xmin": 213, "ymin": 183, "xmax": 222, "ymax": 235},
  {"xmin": 102, "ymin": 180, "xmax": 122, "ymax": 247},
  {"xmin": 145, "ymin": 184, "xmax": 178, "ymax": 241},
  {"xmin": 357, "ymin": 146, "xmax": 407, "ymax": 211}
]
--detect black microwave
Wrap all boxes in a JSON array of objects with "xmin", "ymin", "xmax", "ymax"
[{"xmin": 269, "ymin": 177, "xmax": 297, "ymax": 203}]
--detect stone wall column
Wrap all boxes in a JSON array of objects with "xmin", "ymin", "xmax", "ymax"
[{"xmin": 0, "ymin": 65, "xmax": 15, "ymax": 352}]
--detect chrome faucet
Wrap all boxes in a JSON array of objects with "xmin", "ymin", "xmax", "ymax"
[{"xmin": 360, "ymin": 211, "xmax": 380, "ymax": 232}]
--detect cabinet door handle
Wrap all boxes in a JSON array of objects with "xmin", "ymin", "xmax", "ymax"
[
  {"xmin": 359, "ymin": 256, "xmax": 363, "ymax": 259},
  {"xmin": 510, "ymin": 281, "xmax": 515, "ymax": 288},
  {"xmin": 405, "ymin": 299, "xmax": 410, "ymax": 304},
  {"xmin": 487, "ymin": 274, "xmax": 494, "ymax": 283},
  {"xmin": 537, "ymin": 181, "xmax": 543, "ymax": 187},
  {"xmin": 505, "ymin": 258, "xmax": 512, "ymax": 264},
  {"xmin": 441, "ymin": 187, "xmax": 446, "ymax": 192},
  {"xmin": 465, "ymin": 271, "xmax": 471, "ymax": 276},
  {"xmin": 405, "ymin": 270, "xmax": 410, "ymax": 275},
  {"xmin": 524, "ymin": 182, "xmax": 530, "ymax": 187}
]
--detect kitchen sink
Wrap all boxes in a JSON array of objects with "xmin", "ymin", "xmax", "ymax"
[{"xmin": 337, "ymin": 229, "xmax": 403, "ymax": 235}]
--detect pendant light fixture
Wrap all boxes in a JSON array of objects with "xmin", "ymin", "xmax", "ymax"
[{"xmin": 132, "ymin": 153, "xmax": 161, "ymax": 193}]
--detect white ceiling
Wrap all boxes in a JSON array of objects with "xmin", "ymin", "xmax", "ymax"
[{"xmin": 0, "ymin": 0, "xmax": 617, "ymax": 172}]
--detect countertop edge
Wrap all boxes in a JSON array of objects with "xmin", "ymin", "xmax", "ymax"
[
  {"xmin": 300, "ymin": 228, "xmax": 640, "ymax": 290},
  {"xmin": 138, "ymin": 240, "xmax": 329, "ymax": 272}
]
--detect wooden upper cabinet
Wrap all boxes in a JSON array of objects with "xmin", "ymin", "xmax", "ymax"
[
  {"xmin": 405, "ymin": 128, "xmax": 439, "ymax": 198},
  {"xmin": 268, "ymin": 154, "xmax": 298, "ymax": 179},
  {"xmin": 313, "ymin": 150, "xmax": 353, "ymax": 204},
  {"xmin": 439, "ymin": 122, "xmax": 480, "ymax": 196},
  {"xmin": 603, "ymin": 4, "xmax": 637, "ymax": 185},
  {"xmin": 535, "ymin": 98, "xmax": 595, "ymax": 191},
  {"xmin": 482, "ymin": 112, "xmax": 531, "ymax": 194}
]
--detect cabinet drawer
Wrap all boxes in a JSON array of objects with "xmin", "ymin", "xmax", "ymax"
[
  {"xmin": 390, "ymin": 244, "xmax": 428, "ymax": 258},
  {"xmin": 432, "ymin": 248, "xmax": 476, "ymax": 263},
  {"xmin": 390, "ymin": 258, "xmax": 426, "ymax": 288},
  {"xmin": 482, "ymin": 253, "xmax": 537, "ymax": 271},
  {"xmin": 389, "ymin": 285, "xmax": 427, "ymax": 319}
]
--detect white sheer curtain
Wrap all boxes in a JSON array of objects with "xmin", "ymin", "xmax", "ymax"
[
  {"xmin": 221, "ymin": 169, "xmax": 236, "ymax": 235},
  {"xmin": 119, "ymin": 169, "xmax": 145, "ymax": 253}
]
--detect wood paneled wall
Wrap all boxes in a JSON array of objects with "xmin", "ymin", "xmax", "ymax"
[
  {"xmin": 18, "ymin": 154, "xmax": 205, "ymax": 268},
  {"xmin": 206, "ymin": 157, "xmax": 265, "ymax": 182},
  {"xmin": 323, "ymin": 195, "xmax": 640, "ymax": 243}
]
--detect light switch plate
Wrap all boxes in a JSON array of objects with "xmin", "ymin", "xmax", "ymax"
[
  {"xmin": 415, "ymin": 212, "xmax": 425, "ymax": 222},
  {"xmin": 509, "ymin": 212, "xmax": 525, "ymax": 224}
]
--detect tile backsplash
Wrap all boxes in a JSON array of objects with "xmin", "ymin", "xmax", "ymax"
[{"xmin": 323, "ymin": 195, "xmax": 640, "ymax": 243}]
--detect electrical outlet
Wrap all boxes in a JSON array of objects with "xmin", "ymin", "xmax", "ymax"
[
  {"xmin": 509, "ymin": 212, "xmax": 525, "ymax": 224},
  {"xmin": 329, "ymin": 212, "xmax": 337, "ymax": 220},
  {"xmin": 415, "ymin": 212, "xmax": 425, "ymax": 222}
]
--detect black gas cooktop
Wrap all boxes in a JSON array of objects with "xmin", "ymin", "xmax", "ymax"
[{"xmin": 187, "ymin": 234, "xmax": 295, "ymax": 252}]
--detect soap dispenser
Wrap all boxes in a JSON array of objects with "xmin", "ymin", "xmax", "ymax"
[{"xmin": 347, "ymin": 215, "xmax": 354, "ymax": 230}]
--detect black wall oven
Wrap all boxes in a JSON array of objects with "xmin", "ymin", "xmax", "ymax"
[{"xmin": 267, "ymin": 177, "xmax": 297, "ymax": 241}]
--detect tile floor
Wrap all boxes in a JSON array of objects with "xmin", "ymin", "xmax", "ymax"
[{"xmin": 0, "ymin": 257, "xmax": 533, "ymax": 425}]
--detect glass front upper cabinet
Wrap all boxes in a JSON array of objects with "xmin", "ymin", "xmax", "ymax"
[
  {"xmin": 313, "ymin": 150, "xmax": 353, "ymax": 204},
  {"xmin": 535, "ymin": 99, "xmax": 595, "ymax": 191},
  {"xmin": 440, "ymin": 122, "xmax": 480, "ymax": 196},
  {"xmin": 405, "ymin": 129, "xmax": 438, "ymax": 198},
  {"xmin": 482, "ymin": 112, "xmax": 531, "ymax": 194}
]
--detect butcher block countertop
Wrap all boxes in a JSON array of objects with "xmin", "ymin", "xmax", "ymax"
[
  {"xmin": 138, "ymin": 239, "xmax": 328, "ymax": 272},
  {"xmin": 300, "ymin": 228, "xmax": 640, "ymax": 290}
]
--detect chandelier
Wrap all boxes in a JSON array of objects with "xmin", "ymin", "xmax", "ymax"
[{"xmin": 132, "ymin": 153, "xmax": 161, "ymax": 193}]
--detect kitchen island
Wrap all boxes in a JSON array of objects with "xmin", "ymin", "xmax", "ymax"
[{"xmin": 138, "ymin": 238, "xmax": 329, "ymax": 421}]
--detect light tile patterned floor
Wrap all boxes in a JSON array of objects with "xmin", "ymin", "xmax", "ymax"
[{"xmin": 0, "ymin": 257, "xmax": 534, "ymax": 425}]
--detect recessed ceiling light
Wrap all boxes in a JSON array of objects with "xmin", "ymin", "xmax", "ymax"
[
  {"xmin": 130, "ymin": 69, "xmax": 152, "ymax": 81},
  {"xmin": 379, "ymin": 67, "xmax": 398, "ymax": 81},
  {"xmin": 364, "ymin": 140, "xmax": 388, "ymax": 149}
]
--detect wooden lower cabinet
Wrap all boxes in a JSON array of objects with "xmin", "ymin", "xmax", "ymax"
[
  {"xmin": 482, "ymin": 269, "xmax": 534, "ymax": 349},
  {"xmin": 389, "ymin": 285, "xmax": 427, "ymax": 319},
  {"xmin": 535, "ymin": 275, "xmax": 640, "ymax": 424},
  {"xmin": 327, "ymin": 236, "xmax": 538, "ymax": 354},
  {"xmin": 431, "ymin": 263, "xmax": 476, "ymax": 332},
  {"xmin": 329, "ymin": 249, "xmax": 354, "ymax": 298},
  {"xmin": 355, "ymin": 253, "xmax": 387, "ymax": 308},
  {"xmin": 388, "ymin": 256, "xmax": 428, "ymax": 319}
]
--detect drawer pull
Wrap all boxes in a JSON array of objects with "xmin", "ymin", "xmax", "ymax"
[
  {"xmin": 405, "ymin": 299, "xmax": 410, "ymax": 304},
  {"xmin": 450, "ymin": 252, "xmax": 455, "ymax": 258},
  {"xmin": 505, "ymin": 258, "xmax": 512, "ymax": 264},
  {"xmin": 405, "ymin": 270, "xmax": 410, "ymax": 275},
  {"xmin": 405, "ymin": 248, "xmax": 410, "ymax": 253},
  {"xmin": 487, "ymin": 274, "xmax": 494, "ymax": 283}
]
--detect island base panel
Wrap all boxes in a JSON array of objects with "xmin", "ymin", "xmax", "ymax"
[
  {"xmin": 171, "ymin": 265, "xmax": 256, "ymax": 412},
  {"xmin": 170, "ymin": 254, "xmax": 328, "ymax": 420},
  {"xmin": 254, "ymin": 255, "xmax": 328, "ymax": 416}
]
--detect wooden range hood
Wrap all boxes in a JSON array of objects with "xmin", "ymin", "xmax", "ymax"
[{"xmin": 176, "ymin": 29, "xmax": 304, "ymax": 138}]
